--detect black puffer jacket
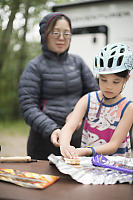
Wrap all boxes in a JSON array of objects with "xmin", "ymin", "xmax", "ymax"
[{"xmin": 18, "ymin": 12, "xmax": 99, "ymax": 160}]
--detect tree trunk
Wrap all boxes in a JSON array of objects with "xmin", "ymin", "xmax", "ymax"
[
  {"xmin": 12, "ymin": 0, "xmax": 30, "ymax": 119},
  {"xmin": 17, "ymin": 0, "xmax": 30, "ymax": 81},
  {"xmin": 0, "ymin": 0, "xmax": 20, "ymax": 71}
]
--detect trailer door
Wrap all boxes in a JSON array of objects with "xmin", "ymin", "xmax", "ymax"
[{"xmin": 69, "ymin": 25, "xmax": 108, "ymax": 72}]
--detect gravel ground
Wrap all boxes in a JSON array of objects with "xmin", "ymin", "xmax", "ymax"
[{"xmin": 0, "ymin": 134, "xmax": 27, "ymax": 157}]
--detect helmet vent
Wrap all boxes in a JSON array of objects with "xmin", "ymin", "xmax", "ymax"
[
  {"xmin": 111, "ymin": 45, "xmax": 117, "ymax": 50},
  {"xmin": 111, "ymin": 51, "xmax": 116, "ymax": 56},
  {"xmin": 100, "ymin": 58, "xmax": 104, "ymax": 67},
  {"xmin": 120, "ymin": 48, "xmax": 125, "ymax": 53},
  {"xmin": 117, "ymin": 56, "xmax": 123, "ymax": 66},
  {"xmin": 95, "ymin": 58, "xmax": 97, "ymax": 67},
  {"xmin": 108, "ymin": 58, "xmax": 113, "ymax": 68}
]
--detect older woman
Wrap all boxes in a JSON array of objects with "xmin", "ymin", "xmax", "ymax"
[{"xmin": 18, "ymin": 12, "xmax": 99, "ymax": 160}]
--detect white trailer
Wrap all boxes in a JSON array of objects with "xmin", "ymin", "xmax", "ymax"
[{"xmin": 52, "ymin": 0, "xmax": 133, "ymax": 100}]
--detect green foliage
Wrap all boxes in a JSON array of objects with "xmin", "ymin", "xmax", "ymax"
[
  {"xmin": 0, "ymin": 119, "xmax": 29, "ymax": 136},
  {"xmin": 0, "ymin": 57, "xmax": 19, "ymax": 120},
  {"xmin": 0, "ymin": 40, "xmax": 41, "ymax": 120}
]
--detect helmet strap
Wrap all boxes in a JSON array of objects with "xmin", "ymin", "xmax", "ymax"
[
  {"xmin": 103, "ymin": 94, "xmax": 117, "ymax": 100},
  {"xmin": 96, "ymin": 97, "xmax": 104, "ymax": 118},
  {"xmin": 96, "ymin": 92, "xmax": 119, "ymax": 118}
]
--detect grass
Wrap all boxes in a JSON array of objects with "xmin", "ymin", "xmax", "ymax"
[{"xmin": 0, "ymin": 120, "xmax": 30, "ymax": 136}]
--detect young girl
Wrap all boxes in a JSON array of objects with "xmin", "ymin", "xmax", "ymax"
[{"xmin": 59, "ymin": 43, "xmax": 133, "ymax": 158}]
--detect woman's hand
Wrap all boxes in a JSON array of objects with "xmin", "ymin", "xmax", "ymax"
[
  {"xmin": 50, "ymin": 129, "xmax": 61, "ymax": 147},
  {"xmin": 60, "ymin": 145, "xmax": 78, "ymax": 159}
]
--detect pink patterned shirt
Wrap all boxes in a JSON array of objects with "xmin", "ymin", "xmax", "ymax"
[{"xmin": 81, "ymin": 91, "xmax": 132, "ymax": 157}]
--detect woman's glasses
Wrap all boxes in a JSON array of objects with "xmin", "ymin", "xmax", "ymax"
[{"xmin": 51, "ymin": 31, "xmax": 71, "ymax": 39}]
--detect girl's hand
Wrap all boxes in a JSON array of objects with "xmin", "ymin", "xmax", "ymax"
[
  {"xmin": 66, "ymin": 112, "xmax": 82, "ymax": 130},
  {"xmin": 60, "ymin": 145, "xmax": 78, "ymax": 159},
  {"xmin": 50, "ymin": 129, "xmax": 61, "ymax": 147},
  {"xmin": 76, "ymin": 148, "xmax": 90, "ymax": 157}
]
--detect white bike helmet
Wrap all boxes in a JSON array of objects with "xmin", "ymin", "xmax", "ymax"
[{"xmin": 94, "ymin": 43, "xmax": 133, "ymax": 74}]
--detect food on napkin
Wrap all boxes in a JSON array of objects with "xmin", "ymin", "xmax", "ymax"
[{"xmin": 63, "ymin": 157, "xmax": 80, "ymax": 165}]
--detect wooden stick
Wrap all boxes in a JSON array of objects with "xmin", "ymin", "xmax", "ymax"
[{"xmin": 0, "ymin": 156, "xmax": 37, "ymax": 163}]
